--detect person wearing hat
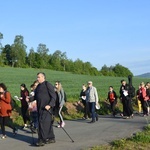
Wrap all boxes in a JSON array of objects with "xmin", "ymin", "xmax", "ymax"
[{"xmin": 86, "ymin": 81, "xmax": 99, "ymax": 123}]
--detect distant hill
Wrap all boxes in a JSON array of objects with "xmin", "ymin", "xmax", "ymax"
[{"xmin": 136, "ymin": 72, "xmax": 150, "ymax": 78}]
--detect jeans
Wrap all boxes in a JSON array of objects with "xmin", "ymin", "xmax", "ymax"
[
  {"xmin": 89, "ymin": 102, "xmax": 98, "ymax": 121},
  {"xmin": 30, "ymin": 111, "xmax": 38, "ymax": 128}
]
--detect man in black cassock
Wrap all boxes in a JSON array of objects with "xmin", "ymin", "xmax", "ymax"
[{"xmin": 34, "ymin": 72, "xmax": 56, "ymax": 146}]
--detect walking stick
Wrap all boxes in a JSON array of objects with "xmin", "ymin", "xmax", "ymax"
[
  {"xmin": 57, "ymin": 121, "xmax": 74, "ymax": 143},
  {"xmin": 48, "ymin": 109, "xmax": 74, "ymax": 143}
]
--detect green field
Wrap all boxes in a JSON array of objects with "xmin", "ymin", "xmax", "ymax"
[{"xmin": 0, "ymin": 66, "xmax": 149, "ymax": 101}]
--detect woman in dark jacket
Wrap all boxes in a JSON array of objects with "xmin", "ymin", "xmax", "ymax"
[
  {"xmin": 19, "ymin": 83, "xmax": 30, "ymax": 129},
  {"xmin": 80, "ymin": 84, "xmax": 90, "ymax": 119}
]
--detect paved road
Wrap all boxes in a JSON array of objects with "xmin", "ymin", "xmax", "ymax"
[{"xmin": 0, "ymin": 114, "xmax": 149, "ymax": 150}]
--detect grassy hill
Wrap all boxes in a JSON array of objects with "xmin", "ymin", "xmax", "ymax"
[{"xmin": 0, "ymin": 66, "xmax": 149, "ymax": 101}]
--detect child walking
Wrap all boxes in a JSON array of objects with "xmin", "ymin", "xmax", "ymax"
[{"xmin": 106, "ymin": 86, "xmax": 118, "ymax": 117}]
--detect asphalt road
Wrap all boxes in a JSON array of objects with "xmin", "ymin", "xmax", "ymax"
[{"xmin": 0, "ymin": 114, "xmax": 149, "ymax": 150}]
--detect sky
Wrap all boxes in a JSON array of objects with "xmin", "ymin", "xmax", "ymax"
[{"xmin": 0, "ymin": 0, "xmax": 150, "ymax": 76}]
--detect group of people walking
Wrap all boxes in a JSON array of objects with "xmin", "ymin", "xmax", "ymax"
[
  {"xmin": 0, "ymin": 72, "xmax": 66, "ymax": 147},
  {"xmin": 80, "ymin": 77, "xmax": 150, "ymax": 121},
  {"xmin": 0, "ymin": 72, "xmax": 150, "ymax": 147}
]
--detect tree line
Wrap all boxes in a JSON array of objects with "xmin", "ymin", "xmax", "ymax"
[{"xmin": 0, "ymin": 33, "xmax": 133, "ymax": 77}]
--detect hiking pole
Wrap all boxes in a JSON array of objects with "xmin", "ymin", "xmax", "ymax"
[
  {"xmin": 47, "ymin": 109, "xmax": 74, "ymax": 142},
  {"xmin": 57, "ymin": 121, "xmax": 74, "ymax": 143}
]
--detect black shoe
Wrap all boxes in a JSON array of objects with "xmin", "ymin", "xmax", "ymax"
[
  {"xmin": 96, "ymin": 116, "xmax": 98, "ymax": 121},
  {"xmin": 30, "ymin": 127, "xmax": 38, "ymax": 133},
  {"xmin": 13, "ymin": 127, "xmax": 18, "ymax": 135},
  {"xmin": 36, "ymin": 140, "xmax": 45, "ymax": 146},
  {"xmin": 45, "ymin": 138, "xmax": 56, "ymax": 144},
  {"xmin": 88, "ymin": 120, "xmax": 95, "ymax": 123}
]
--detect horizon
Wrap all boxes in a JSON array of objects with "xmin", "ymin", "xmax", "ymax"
[{"xmin": 0, "ymin": 0, "xmax": 150, "ymax": 76}]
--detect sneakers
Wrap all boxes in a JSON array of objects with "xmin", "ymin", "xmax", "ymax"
[
  {"xmin": 57, "ymin": 122, "xmax": 65, "ymax": 128},
  {"xmin": 23, "ymin": 124, "xmax": 28, "ymax": 129},
  {"xmin": 45, "ymin": 138, "xmax": 56, "ymax": 144},
  {"xmin": 57, "ymin": 124, "xmax": 61, "ymax": 128},
  {"xmin": 82, "ymin": 117, "xmax": 86, "ymax": 119},
  {"xmin": 36, "ymin": 140, "xmax": 45, "ymax": 146},
  {"xmin": 120, "ymin": 113, "xmax": 124, "ymax": 117},
  {"xmin": 1, "ymin": 135, "xmax": 6, "ymax": 139},
  {"xmin": 61, "ymin": 122, "xmax": 65, "ymax": 127}
]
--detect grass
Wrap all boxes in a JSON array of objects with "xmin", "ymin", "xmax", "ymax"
[
  {"xmin": 0, "ymin": 66, "xmax": 148, "ymax": 119},
  {"xmin": 1, "ymin": 66, "xmax": 150, "ymax": 149},
  {"xmin": 88, "ymin": 125, "xmax": 150, "ymax": 150},
  {"xmin": 0, "ymin": 66, "xmax": 149, "ymax": 101}
]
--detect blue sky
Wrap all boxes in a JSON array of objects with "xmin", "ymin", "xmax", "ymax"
[{"xmin": 0, "ymin": 0, "xmax": 150, "ymax": 75}]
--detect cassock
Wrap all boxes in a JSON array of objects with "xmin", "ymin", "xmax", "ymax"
[{"xmin": 35, "ymin": 81, "xmax": 56, "ymax": 141}]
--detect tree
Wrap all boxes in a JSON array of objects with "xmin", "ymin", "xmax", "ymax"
[
  {"xmin": 82, "ymin": 62, "xmax": 93, "ymax": 75},
  {"xmin": 2, "ymin": 44, "xmax": 12, "ymax": 65},
  {"xmin": 28, "ymin": 47, "xmax": 35, "ymax": 67},
  {"xmin": 60, "ymin": 52, "xmax": 67, "ymax": 71},
  {"xmin": 0, "ymin": 32, "xmax": 3, "ymax": 64},
  {"xmin": 73, "ymin": 59, "xmax": 84, "ymax": 74},
  {"xmin": 37, "ymin": 43, "xmax": 49, "ymax": 68},
  {"xmin": 101, "ymin": 64, "xmax": 109, "ymax": 76},
  {"xmin": 0, "ymin": 32, "xmax": 3, "ymax": 49},
  {"xmin": 11, "ymin": 35, "xmax": 27, "ymax": 67},
  {"xmin": 65, "ymin": 59, "xmax": 74, "ymax": 72},
  {"xmin": 50, "ymin": 50, "xmax": 63, "ymax": 70},
  {"xmin": 113, "ymin": 63, "xmax": 133, "ymax": 77},
  {"xmin": 89, "ymin": 67, "xmax": 99, "ymax": 76},
  {"xmin": 100, "ymin": 64, "xmax": 115, "ymax": 76}
]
